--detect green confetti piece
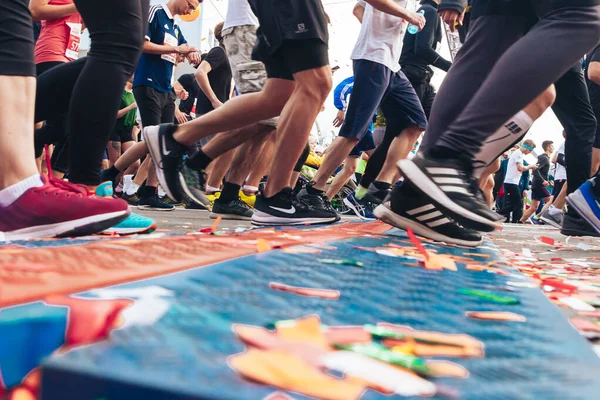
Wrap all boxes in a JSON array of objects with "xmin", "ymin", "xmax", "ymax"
[
  {"xmin": 459, "ymin": 288, "xmax": 520, "ymax": 304},
  {"xmin": 318, "ymin": 258, "xmax": 364, "ymax": 267},
  {"xmin": 334, "ymin": 343, "xmax": 430, "ymax": 375},
  {"xmin": 364, "ymin": 325, "xmax": 463, "ymax": 347}
]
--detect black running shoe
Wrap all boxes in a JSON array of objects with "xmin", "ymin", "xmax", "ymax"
[
  {"xmin": 297, "ymin": 187, "xmax": 339, "ymax": 221},
  {"xmin": 374, "ymin": 182, "xmax": 483, "ymax": 247},
  {"xmin": 398, "ymin": 154, "xmax": 502, "ymax": 232},
  {"xmin": 362, "ymin": 184, "xmax": 390, "ymax": 205},
  {"xmin": 137, "ymin": 194, "xmax": 175, "ymax": 211},
  {"xmin": 143, "ymin": 124, "xmax": 189, "ymax": 202},
  {"xmin": 252, "ymin": 187, "xmax": 337, "ymax": 226},
  {"xmin": 560, "ymin": 213, "xmax": 600, "ymax": 237},
  {"xmin": 210, "ymin": 198, "xmax": 253, "ymax": 220},
  {"xmin": 179, "ymin": 164, "xmax": 210, "ymax": 209}
]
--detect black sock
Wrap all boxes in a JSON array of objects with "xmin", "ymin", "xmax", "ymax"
[
  {"xmin": 143, "ymin": 185, "xmax": 157, "ymax": 198},
  {"xmin": 372, "ymin": 181, "xmax": 391, "ymax": 191},
  {"xmin": 186, "ymin": 149, "xmax": 213, "ymax": 171},
  {"xmin": 105, "ymin": 165, "xmax": 120, "ymax": 181},
  {"xmin": 219, "ymin": 182, "xmax": 241, "ymax": 203},
  {"xmin": 306, "ymin": 183, "xmax": 325, "ymax": 196}
]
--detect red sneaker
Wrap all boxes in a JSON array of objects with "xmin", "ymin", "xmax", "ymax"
[{"xmin": 0, "ymin": 176, "xmax": 130, "ymax": 241}]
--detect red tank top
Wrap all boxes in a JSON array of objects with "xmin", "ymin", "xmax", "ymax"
[{"xmin": 34, "ymin": 0, "xmax": 83, "ymax": 64}]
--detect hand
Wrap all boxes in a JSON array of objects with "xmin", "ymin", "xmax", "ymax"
[
  {"xmin": 543, "ymin": 181, "xmax": 549, "ymax": 187},
  {"xmin": 333, "ymin": 110, "xmax": 345, "ymax": 128},
  {"xmin": 176, "ymin": 44, "xmax": 197, "ymax": 54},
  {"xmin": 439, "ymin": 9, "xmax": 464, "ymax": 32},
  {"xmin": 211, "ymin": 99, "xmax": 224, "ymax": 109},
  {"xmin": 406, "ymin": 11, "xmax": 426, "ymax": 31},
  {"xmin": 187, "ymin": 51, "xmax": 201, "ymax": 65},
  {"xmin": 178, "ymin": 89, "xmax": 189, "ymax": 101},
  {"xmin": 175, "ymin": 109, "xmax": 190, "ymax": 125}
]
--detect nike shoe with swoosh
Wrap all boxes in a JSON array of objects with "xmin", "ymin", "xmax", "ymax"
[
  {"xmin": 252, "ymin": 187, "xmax": 337, "ymax": 226},
  {"xmin": 143, "ymin": 124, "xmax": 189, "ymax": 202}
]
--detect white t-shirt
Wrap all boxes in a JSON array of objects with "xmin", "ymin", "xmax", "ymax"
[
  {"xmin": 350, "ymin": 0, "xmax": 408, "ymax": 72},
  {"xmin": 223, "ymin": 0, "xmax": 259, "ymax": 30},
  {"xmin": 554, "ymin": 142, "xmax": 567, "ymax": 180},
  {"xmin": 505, "ymin": 149, "xmax": 525, "ymax": 185}
]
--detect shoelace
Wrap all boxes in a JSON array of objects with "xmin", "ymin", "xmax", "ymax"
[
  {"xmin": 39, "ymin": 144, "xmax": 90, "ymax": 197},
  {"xmin": 280, "ymin": 190, "xmax": 311, "ymax": 211}
]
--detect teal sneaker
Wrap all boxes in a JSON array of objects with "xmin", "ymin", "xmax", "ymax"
[{"xmin": 103, "ymin": 212, "xmax": 157, "ymax": 235}]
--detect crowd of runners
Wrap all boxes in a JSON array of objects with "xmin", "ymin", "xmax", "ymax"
[{"xmin": 1, "ymin": 0, "xmax": 600, "ymax": 248}]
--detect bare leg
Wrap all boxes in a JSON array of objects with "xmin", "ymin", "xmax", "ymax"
[
  {"xmin": 246, "ymin": 130, "xmax": 277, "ymax": 190},
  {"xmin": 108, "ymin": 141, "xmax": 121, "ymax": 166},
  {"xmin": 374, "ymin": 126, "xmax": 422, "ymax": 184},
  {"xmin": 553, "ymin": 182, "xmax": 568, "ymax": 210},
  {"xmin": 289, "ymin": 172, "xmax": 301, "ymax": 188},
  {"xmin": 133, "ymin": 157, "xmax": 150, "ymax": 186},
  {"xmin": 264, "ymin": 67, "xmax": 332, "ymax": 197},
  {"xmin": 536, "ymin": 196, "xmax": 554, "ymax": 218},
  {"xmin": 226, "ymin": 126, "xmax": 273, "ymax": 186},
  {"xmin": 593, "ymin": 148, "xmax": 600, "ymax": 176},
  {"xmin": 480, "ymin": 158, "xmax": 501, "ymax": 208},
  {"xmin": 206, "ymin": 151, "xmax": 235, "ymax": 190},
  {"xmin": 521, "ymin": 199, "xmax": 540, "ymax": 222},
  {"xmin": 115, "ymin": 141, "xmax": 148, "ymax": 171},
  {"xmin": 310, "ymin": 136, "xmax": 358, "ymax": 190},
  {"xmin": 326, "ymin": 157, "xmax": 358, "ymax": 200}
]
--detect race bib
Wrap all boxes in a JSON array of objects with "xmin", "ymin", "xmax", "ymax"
[
  {"xmin": 161, "ymin": 33, "xmax": 178, "ymax": 64},
  {"xmin": 65, "ymin": 22, "xmax": 82, "ymax": 61}
]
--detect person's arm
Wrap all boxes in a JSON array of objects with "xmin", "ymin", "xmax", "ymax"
[
  {"xmin": 353, "ymin": 1, "xmax": 365, "ymax": 23},
  {"xmin": 413, "ymin": 7, "xmax": 452, "ymax": 72},
  {"xmin": 438, "ymin": 0, "xmax": 468, "ymax": 32},
  {"xmin": 195, "ymin": 48, "xmax": 225, "ymax": 109},
  {"xmin": 142, "ymin": 41, "xmax": 194, "ymax": 55},
  {"xmin": 116, "ymin": 102, "xmax": 137, "ymax": 119},
  {"xmin": 364, "ymin": 0, "xmax": 425, "ymax": 27},
  {"xmin": 30, "ymin": 0, "xmax": 77, "ymax": 22}
]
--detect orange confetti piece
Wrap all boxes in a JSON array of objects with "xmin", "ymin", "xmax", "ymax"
[
  {"xmin": 423, "ymin": 254, "xmax": 457, "ymax": 271},
  {"xmin": 406, "ymin": 226, "xmax": 429, "ymax": 261},
  {"xmin": 257, "ymin": 238, "xmax": 273, "ymax": 252},
  {"xmin": 466, "ymin": 311, "xmax": 526, "ymax": 322},
  {"xmin": 269, "ymin": 282, "xmax": 340, "ymax": 300},
  {"xmin": 281, "ymin": 247, "xmax": 322, "ymax": 254},
  {"xmin": 211, "ymin": 215, "xmax": 222, "ymax": 232}
]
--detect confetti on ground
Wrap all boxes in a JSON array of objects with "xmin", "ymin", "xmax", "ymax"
[
  {"xmin": 459, "ymin": 288, "xmax": 520, "ymax": 305},
  {"xmin": 257, "ymin": 239, "xmax": 272, "ymax": 253},
  {"xmin": 466, "ymin": 311, "xmax": 526, "ymax": 322},
  {"xmin": 268, "ymin": 282, "xmax": 340, "ymax": 300},
  {"xmin": 318, "ymin": 259, "xmax": 364, "ymax": 267},
  {"xmin": 540, "ymin": 236, "xmax": 555, "ymax": 246}
]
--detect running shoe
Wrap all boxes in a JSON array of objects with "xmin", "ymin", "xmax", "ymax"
[
  {"xmin": 373, "ymin": 183, "xmax": 483, "ymax": 247},
  {"xmin": 210, "ymin": 198, "xmax": 253, "ymax": 220},
  {"xmin": 137, "ymin": 194, "xmax": 175, "ymax": 211},
  {"xmin": 143, "ymin": 124, "xmax": 188, "ymax": 202},
  {"xmin": 179, "ymin": 164, "xmax": 211, "ymax": 209},
  {"xmin": 297, "ymin": 187, "xmax": 340, "ymax": 221},
  {"xmin": 560, "ymin": 213, "xmax": 600, "ymax": 237},
  {"xmin": 398, "ymin": 154, "xmax": 502, "ymax": 232},
  {"xmin": 206, "ymin": 191, "xmax": 221, "ymax": 207},
  {"xmin": 566, "ymin": 178, "xmax": 600, "ymax": 235},
  {"xmin": 239, "ymin": 190, "xmax": 256, "ymax": 208},
  {"xmin": 343, "ymin": 192, "xmax": 376, "ymax": 220},
  {"xmin": 0, "ymin": 176, "xmax": 129, "ymax": 241},
  {"xmin": 252, "ymin": 187, "xmax": 337, "ymax": 226},
  {"xmin": 121, "ymin": 192, "xmax": 140, "ymax": 206},
  {"xmin": 540, "ymin": 208, "xmax": 564, "ymax": 229},
  {"xmin": 103, "ymin": 212, "xmax": 157, "ymax": 235},
  {"xmin": 362, "ymin": 184, "xmax": 390, "ymax": 205}
]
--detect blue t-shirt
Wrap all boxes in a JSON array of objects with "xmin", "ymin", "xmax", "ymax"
[{"xmin": 134, "ymin": 4, "xmax": 187, "ymax": 93}]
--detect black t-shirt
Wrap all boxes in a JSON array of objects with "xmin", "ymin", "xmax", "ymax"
[
  {"xmin": 533, "ymin": 153, "xmax": 550, "ymax": 187},
  {"xmin": 195, "ymin": 46, "xmax": 232, "ymax": 115},
  {"xmin": 586, "ymin": 44, "xmax": 600, "ymax": 104},
  {"xmin": 177, "ymin": 73, "xmax": 200, "ymax": 114}
]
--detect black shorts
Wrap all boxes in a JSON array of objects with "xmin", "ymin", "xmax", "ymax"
[
  {"xmin": 554, "ymin": 179, "xmax": 567, "ymax": 197},
  {"xmin": 532, "ymin": 185, "xmax": 552, "ymax": 200},
  {"xmin": 262, "ymin": 39, "xmax": 329, "ymax": 81},
  {"xmin": 110, "ymin": 126, "xmax": 136, "ymax": 142},
  {"xmin": 0, "ymin": 0, "xmax": 35, "ymax": 77},
  {"xmin": 133, "ymin": 86, "xmax": 176, "ymax": 127}
]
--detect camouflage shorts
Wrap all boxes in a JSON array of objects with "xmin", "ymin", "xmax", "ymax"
[{"xmin": 222, "ymin": 25, "xmax": 278, "ymax": 127}]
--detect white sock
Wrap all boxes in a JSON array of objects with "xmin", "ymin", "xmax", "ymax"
[
  {"xmin": 0, "ymin": 175, "xmax": 44, "ymax": 207},
  {"xmin": 242, "ymin": 185, "xmax": 258, "ymax": 194},
  {"xmin": 158, "ymin": 185, "xmax": 166, "ymax": 198},
  {"xmin": 474, "ymin": 110, "xmax": 535, "ymax": 179},
  {"xmin": 206, "ymin": 184, "xmax": 220, "ymax": 193},
  {"xmin": 548, "ymin": 205, "xmax": 562, "ymax": 215},
  {"xmin": 124, "ymin": 175, "xmax": 140, "ymax": 196}
]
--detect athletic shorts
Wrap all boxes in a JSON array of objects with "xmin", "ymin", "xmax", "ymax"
[
  {"xmin": 222, "ymin": 24, "xmax": 278, "ymax": 127},
  {"xmin": 259, "ymin": 38, "xmax": 329, "ymax": 81},
  {"xmin": 349, "ymin": 130, "xmax": 376, "ymax": 157},
  {"xmin": 110, "ymin": 126, "xmax": 136, "ymax": 143},
  {"xmin": 339, "ymin": 60, "xmax": 427, "ymax": 141},
  {"xmin": 531, "ymin": 185, "xmax": 551, "ymax": 200},
  {"xmin": 0, "ymin": 0, "xmax": 35, "ymax": 77},
  {"xmin": 554, "ymin": 179, "xmax": 567, "ymax": 197}
]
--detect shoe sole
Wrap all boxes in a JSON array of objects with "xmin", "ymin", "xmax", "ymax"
[
  {"xmin": 137, "ymin": 205, "xmax": 175, "ymax": 212},
  {"xmin": 398, "ymin": 160, "xmax": 500, "ymax": 232},
  {"xmin": 251, "ymin": 211, "xmax": 337, "ymax": 226},
  {"xmin": 567, "ymin": 192, "xmax": 600, "ymax": 235},
  {"xmin": 209, "ymin": 212, "xmax": 252, "ymax": 221},
  {"xmin": 179, "ymin": 173, "xmax": 211, "ymax": 210},
  {"xmin": 102, "ymin": 222, "xmax": 158, "ymax": 235},
  {"xmin": 343, "ymin": 198, "xmax": 375, "ymax": 220},
  {"xmin": 1, "ymin": 210, "xmax": 130, "ymax": 241},
  {"xmin": 374, "ymin": 204, "xmax": 482, "ymax": 248},
  {"xmin": 539, "ymin": 215, "xmax": 562, "ymax": 229},
  {"xmin": 143, "ymin": 126, "xmax": 181, "ymax": 202}
]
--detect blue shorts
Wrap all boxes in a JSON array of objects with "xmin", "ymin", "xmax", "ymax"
[
  {"xmin": 349, "ymin": 130, "xmax": 376, "ymax": 157},
  {"xmin": 339, "ymin": 60, "xmax": 427, "ymax": 141}
]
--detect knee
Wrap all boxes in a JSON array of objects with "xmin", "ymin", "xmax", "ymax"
[
  {"xmin": 345, "ymin": 162, "xmax": 358, "ymax": 175},
  {"xmin": 297, "ymin": 68, "xmax": 332, "ymax": 104},
  {"xmin": 536, "ymin": 85, "xmax": 556, "ymax": 112}
]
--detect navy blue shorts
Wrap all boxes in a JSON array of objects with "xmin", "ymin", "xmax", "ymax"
[
  {"xmin": 349, "ymin": 130, "xmax": 376, "ymax": 157},
  {"xmin": 339, "ymin": 60, "xmax": 427, "ymax": 141},
  {"xmin": 531, "ymin": 185, "xmax": 551, "ymax": 200}
]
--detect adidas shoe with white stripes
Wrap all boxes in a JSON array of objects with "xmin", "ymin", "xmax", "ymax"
[
  {"xmin": 397, "ymin": 154, "xmax": 502, "ymax": 232},
  {"xmin": 374, "ymin": 183, "xmax": 482, "ymax": 247}
]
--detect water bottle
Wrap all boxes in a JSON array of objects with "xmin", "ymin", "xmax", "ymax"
[{"xmin": 407, "ymin": 10, "xmax": 425, "ymax": 34}]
